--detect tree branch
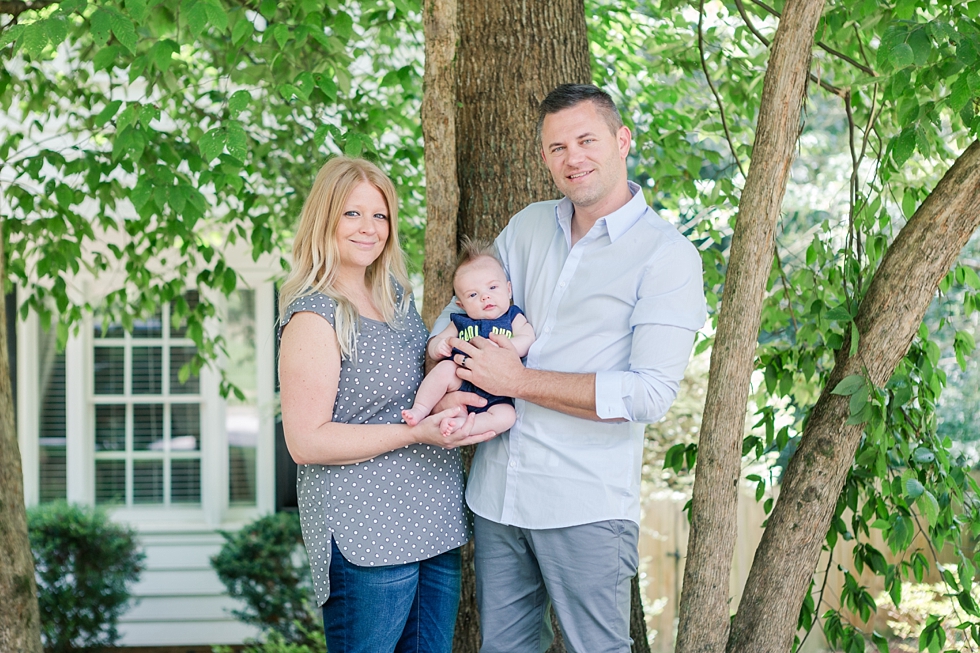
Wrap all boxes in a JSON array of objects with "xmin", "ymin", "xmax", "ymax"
[
  {"xmin": 698, "ymin": 0, "xmax": 746, "ymax": 180},
  {"xmin": 0, "ymin": 0, "xmax": 58, "ymax": 18},
  {"xmin": 749, "ymin": 0, "xmax": 877, "ymax": 77},
  {"xmin": 735, "ymin": 0, "xmax": 846, "ymax": 97}
]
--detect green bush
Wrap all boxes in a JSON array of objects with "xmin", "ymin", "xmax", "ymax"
[
  {"xmin": 28, "ymin": 501, "xmax": 144, "ymax": 653},
  {"xmin": 211, "ymin": 512, "xmax": 319, "ymax": 645},
  {"xmin": 213, "ymin": 627, "xmax": 327, "ymax": 653}
]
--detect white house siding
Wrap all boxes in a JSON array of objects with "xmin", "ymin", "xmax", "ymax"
[
  {"xmin": 16, "ymin": 245, "xmax": 284, "ymax": 647},
  {"xmin": 115, "ymin": 531, "xmax": 261, "ymax": 646}
]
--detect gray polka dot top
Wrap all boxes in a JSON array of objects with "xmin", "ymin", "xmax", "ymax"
[{"xmin": 280, "ymin": 288, "xmax": 470, "ymax": 607}]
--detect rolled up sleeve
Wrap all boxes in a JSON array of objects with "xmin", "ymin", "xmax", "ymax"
[{"xmin": 595, "ymin": 239, "xmax": 706, "ymax": 422}]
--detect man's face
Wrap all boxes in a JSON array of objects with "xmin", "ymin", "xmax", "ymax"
[{"xmin": 540, "ymin": 101, "xmax": 630, "ymax": 209}]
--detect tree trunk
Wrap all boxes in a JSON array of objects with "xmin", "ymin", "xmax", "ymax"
[
  {"xmin": 421, "ymin": 0, "xmax": 460, "ymax": 329},
  {"xmin": 0, "ymin": 216, "xmax": 43, "ymax": 652},
  {"xmin": 455, "ymin": 0, "xmax": 590, "ymax": 244},
  {"xmin": 728, "ymin": 140, "xmax": 980, "ymax": 653},
  {"xmin": 675, "ymin": 0, "xmax": 826, "ymax": 651}
]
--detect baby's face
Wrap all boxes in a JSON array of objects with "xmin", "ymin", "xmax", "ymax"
[{"xmin": 454, "ymin": 257, "xmax": 512, "ymax": 320}]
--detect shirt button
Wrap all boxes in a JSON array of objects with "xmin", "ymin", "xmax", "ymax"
[
  {"xmin": 509, "ymin": 460, "xmax": 517, "ymax": 469},
  {"xmin": 559, "ymin": 281, "xmax": 565, "ymax": 287}
]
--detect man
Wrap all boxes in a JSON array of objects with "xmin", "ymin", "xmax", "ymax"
[{"xmin": 435, "ymin": 84, "xmax": 706, "ymax": 652}]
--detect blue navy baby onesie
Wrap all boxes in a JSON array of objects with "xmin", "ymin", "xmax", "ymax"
[{"xmin": 450, "ymin": 305, "xmax": 524, "ymax": 414}]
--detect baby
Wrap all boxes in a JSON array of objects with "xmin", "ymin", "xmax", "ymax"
[{"xmin": 402, "ymin": 239, "xmax": 535, "ymax": 435}]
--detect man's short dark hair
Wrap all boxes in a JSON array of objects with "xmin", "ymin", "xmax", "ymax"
[{"xmin": 536, "ymin": 84, "xmax": 623, "ymax": 141}]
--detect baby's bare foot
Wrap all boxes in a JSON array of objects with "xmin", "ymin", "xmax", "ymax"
[
  {"xmin": 440, "ymin": 416, "xmax": 467, "ymax": 437},
  {"xmin": 402, "ymin": 408, "xmax": 426, "ymax": 426}
]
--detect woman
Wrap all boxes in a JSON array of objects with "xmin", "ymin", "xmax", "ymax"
[{"xmin": 278, "ymin": 157, "xmax": 493, "ymax": 653}]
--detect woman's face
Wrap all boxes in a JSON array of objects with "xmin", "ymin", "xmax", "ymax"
[{"xmin": 335, "ymin": 181, "xmax": 390, "ymax": 276}]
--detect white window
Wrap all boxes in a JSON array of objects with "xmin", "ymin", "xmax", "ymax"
[{"xmin": 91, "ymin": 299, "xmax": 202, "ymax": 507}]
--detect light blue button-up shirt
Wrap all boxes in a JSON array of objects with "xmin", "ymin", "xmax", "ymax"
[{"xmin": 434, "ymin": 183, "xmax": 706, "ymax": 528}]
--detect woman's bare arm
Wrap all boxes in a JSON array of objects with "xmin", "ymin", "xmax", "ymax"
[{"xmin": 279, "ymin": 312, "xmax": 494, "ymax": 465}]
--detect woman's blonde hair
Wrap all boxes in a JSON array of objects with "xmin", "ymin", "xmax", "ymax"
[{"xmin": 278, "ymin": 157, "xmax": 412, "ymax": 360}]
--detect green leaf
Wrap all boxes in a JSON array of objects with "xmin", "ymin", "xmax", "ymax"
[
  {"xmin": 332, "ymin": 10, "xmax": 353, "ymax": 40},
  {"xmin": 222, "ymin": 267, "xmax": 237, "ymax": 293},
  {"xmin": 225, "ymin": 123, "xmax": 248, "ymax": 161},
  {"xmin": 273, "ymin": 23, "xmax": 290, "ymax": 49},
  {"xmin": 21, "ymin": 23, "xmax": 48, "ymax": 58},
  {"xmin": 905, "ymin": 477, "xmax": 925, "ymax": 500},
  {"xmin": 891, "ymin": 128, "xmax": 916, "ymax": 167},
  {"xmin": 908, "ymin": 27, "xmax": 931, "ymax": 65},
  {"xmin": 125, "ymin": 0, "xmax": 147, "ymax": 22},
  {"xmin": 849, "ymin": 385, "xmax": 869, "ymax": 416},
  {"xmin": 901, "ymin": 188, "xmax": 917, "ymax": 218},
  {"xmin": 963, "ymin": 266, "xmax": 980, "ymax": 289},
  {"xmin": 832, "ymin": 375, "xmax": 866, "ymax": 397},
  {"xmin": 888, "ymin": 42, "xmax": 914, "ymax": 69},
  {"xmin": 229, "ymin": 90, "xmax": 250, "ymax": 115},
  {"xmin": 0, "ymin": 24, "xmax": 24, "ymax": 50},
  {"xmin": 90, "ymin": 8, "xmax": 112, "ymax": 47},
  {"xmin": 199, "ymin": 128, "xmax": 227, "ymax": 162},
  {"xmin": 203, "ymin": 0, "xmax": 228, "ymax": 33},
  {"xmin": 184, "ymin": 0, "xmax": 209, "ymax": 37},
  {"xmin": 110, "ymin": 12, "xmax": 138, "ymax": 54},
  {"xmin": 151, "ymin": 40, "xmax": 178, "ymax": 72},
  {"xmin": 231, "ymin": 18, "xmax": 254, "ymax": 45},
  {"xmin": 92, "ymin": 45, "xmax": 121, "ymax": 72},
  {"xmin": 44, "ymin": 17, "xmax": 69, "ymax": 49},
  {"xmin": 912, "ymin": 447, "xmax": 935, "ymax": 464},
  {"xmin": 825, "ymin": 305, "xmax": 852, "ymax": 321},
  {"xmin": 849, "ymin": 322, "xmax": 860, "ymax": 357},
  {"xmin": 917, "ymin": 490, "xmax": 939, "ymax": 526},
  {"xmin": 94, "ymin": 99, "xmax": 122, "ymax": 127},
  {"xmin": 950, "ymin": 74, "xmax": 972, "ymax": 113}
]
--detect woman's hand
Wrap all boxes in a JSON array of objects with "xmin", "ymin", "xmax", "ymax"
[{"xmin": 411, "ymin": 406, "xmax": 497, "ymax": 449}]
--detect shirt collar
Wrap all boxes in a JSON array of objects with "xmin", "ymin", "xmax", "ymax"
[{"xmin": 555, "ymin": 181, "xmax": 649, "ymax": 244}]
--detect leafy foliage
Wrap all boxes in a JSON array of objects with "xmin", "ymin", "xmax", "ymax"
[
  {"xmin": 27, "ymin": 501, "xmax": 145, "ymax": 653},
  {"xmin": 210, "ymin": 511, "xmax": 318, "ymax": 645},
  {"xmin": 585, "ymin": 0, "xmax": 980, "ymax": 647},
  {"xmin": 0, "ymin": 0, "xmax": 424, "ymax": 381}
]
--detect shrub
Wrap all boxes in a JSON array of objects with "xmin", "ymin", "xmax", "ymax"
[
  {"xmin": 213, "ymin": 627, "xmax": 327, "ymax": 653},
  {"xmin": 28, "ymin": 501, "xmax": 144, "ymax": 653},
  {"xmin": 211, "ymin": 512, "xmax": 319, "ymax": 645}
]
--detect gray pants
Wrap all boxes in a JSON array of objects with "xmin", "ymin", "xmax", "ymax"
[{"xmin": 473, "ymin": 515, "xmax": 639, "ymax": 653}]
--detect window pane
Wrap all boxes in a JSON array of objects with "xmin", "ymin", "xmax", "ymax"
[
  {"xmin": 170, "ymin": 290, "xmax": 200, "ymax": 338},
  {"xmin": 95, "ymin": 405, "xmax": 126, "ymax": 452},
  {"xmin": 227, "ymin": 289, "xmax": 257, "ymax": 506},
  {"xmin": 95, "ymin": 460, "xmax": 126, "ymax": 505},
  {"xmin": 133, "ymin": 460, "xmax": 163, "ymax": 504},
  {"xmin": 133, "ymin": 308, "xmax": 162, "ymax": 339},
  {"xmin": 170, "ymin": 347, "xmax": 199, "ymax": 395},
  {"xmin": 171, "ymin": 404, "xmax": 200, "ymax": 451},
  {"xmin": 39, "ymin": 348, "xmax": 66, "ymax": 503},
  {"xmin": 93, "ymin": 311, "xmax": 125, "ymax": 338},
  {"xmin": 171, "ymin": 459, "xmax": 201, "ymax": 504},
  {"xmin": 132, "ymin": 347, "xmax": 162, "ymax": 394},
  {"xmin": 133, "ymin": 404, "xmax": 164, "ymax": 451},
  {"xmin": 94, "ymin": 347, "xmax": 125, "ymax": 395},
  {"xmin": 229, "ymin": 405, "xmax": 258, "ymax": 505}
]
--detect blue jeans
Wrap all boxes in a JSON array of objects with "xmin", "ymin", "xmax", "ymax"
[{"xmin": 322, "ymin": 539, "xmax": 461, "ymax": 653}]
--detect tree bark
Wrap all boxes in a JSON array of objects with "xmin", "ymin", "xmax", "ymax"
[
  {"xmin": 455, "ymin": 0, "xmax": 590, "ymax": 244},
  {"xmin": 0, "ymin": 214, "xmax": 43, "ymax": 652},
  {"xmin": 421, "ymin": 0, "xmax": 459, "ymax": 329},
  {"xmin": 675, "ymin": 0, "xmax": 826, "ymax": 651},
  {"xmin": 728, "ymin": 140, "xmax": 980, "ymax": 653}
]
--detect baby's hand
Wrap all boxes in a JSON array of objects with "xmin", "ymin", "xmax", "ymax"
[{"xmin": 436, "ymin": 339, "xmax": 453, "ymax": 358}]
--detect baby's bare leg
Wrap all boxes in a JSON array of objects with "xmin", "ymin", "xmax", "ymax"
[
  {"xmin": 402, "ymin": 360, "xmax": 463, "ymax": 426},
  {"xmin": 440, "ymin": 403, "xmax": 517, "ymax": 436}
]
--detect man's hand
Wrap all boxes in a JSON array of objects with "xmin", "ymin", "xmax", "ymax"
[{"xmin": 451, "ymin": 333, "xmax": 527, "ymax": 398}]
